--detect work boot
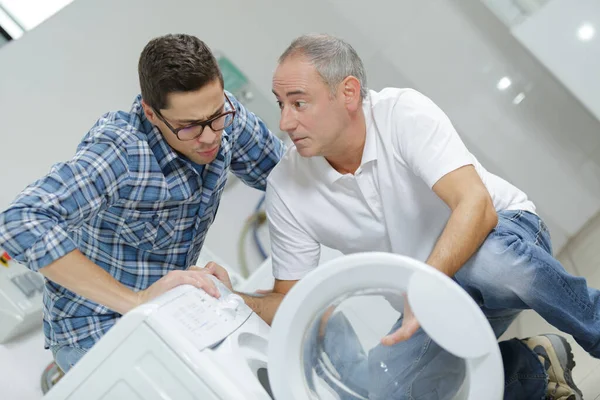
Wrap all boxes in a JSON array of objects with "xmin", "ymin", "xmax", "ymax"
[{"xmin": 522, "ymin": 334, "xmax": 584, "ymax": 400}]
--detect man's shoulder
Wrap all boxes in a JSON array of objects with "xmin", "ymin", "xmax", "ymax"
[
  {"xmin": 79, "ymin": 98, "xmax": 150, "ymax": 153},
  {"xmin": 367, "ymin": 88, "xmax": 445, "ymax": 145},
  {"xmin": 267, "ymin": 145, "xmax": 316, "ymax": 191},
  {"xmin": 369, "ymin": 87, "xmax": 433, "ymax": 113}
]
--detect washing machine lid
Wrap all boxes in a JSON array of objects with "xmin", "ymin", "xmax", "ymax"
[{"xmin": 267, "ymin": 252, "xmax": 504, "ymax": 400}]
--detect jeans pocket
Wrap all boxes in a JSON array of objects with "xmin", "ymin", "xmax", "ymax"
[
  {"xmin": 533, "ymin": 215, "xmax": 553, "ymax": 253},
  {"xmin": 502, "ymin": 209, "xmax": 523, "ymax": 222}
]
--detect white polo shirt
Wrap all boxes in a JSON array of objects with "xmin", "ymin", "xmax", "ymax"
[{"xmin": 266, "ymin": 88, "xmax": 535, "ymax": 281}]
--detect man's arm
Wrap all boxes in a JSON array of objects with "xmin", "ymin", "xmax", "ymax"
[
  {"xmin": 224, "ymin": 181, "xmax": 319, "ymax": 325},
  {"xmin": 382, "ymin": 166, "xmax": 497, "ymax": 346},
  {"xmin": 227, "ymin": 92, "xmax": 285, "ymax": 190},
  {"xmin": 41, "ymin": 250, "xmax": 223, "ymax": 315},
  {"xmin": 0, "ymin": 141, "xmax": 129, "ymax": 271},
  {"xmin": 426, "ymin": 165, "xmax": 498, "ymax": 277},
  {"xmin": 0, "ymin": 140, "xmax": 224, "ymax": 313},
  {"xmin": 237, "ymin": 279, "xmax": 298, "ymax": 325},
  {"xmin": 393, "ymin": 91, "xmax": 498, "ymax": 276},
  {"xmin": 382, "ymin": 91, "xmax": 498, "ymax": 345}
]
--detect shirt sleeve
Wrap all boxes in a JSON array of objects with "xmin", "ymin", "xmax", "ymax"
[
  {"xmin": 265, "ymin": 183, "xmax": 320, "ymax": 281},
  {"xmin": 394, "ymin": 90, "xmax": 474, "ymax": 189},
  {"xmin": 227, "ymin": 92, "xmax": 285, "ymax": 191},
  {"xmin": 0, "ymin": 141, "xmax": 130, "ymax": 271}
]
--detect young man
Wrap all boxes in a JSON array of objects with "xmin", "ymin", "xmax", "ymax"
[
  {"xmin": 0, "ymin": 34, "xmax": 284, "ymax": 373},
  {"xmin": 231, "ymin": 34, "xmax": 598, "ymax": 399}
]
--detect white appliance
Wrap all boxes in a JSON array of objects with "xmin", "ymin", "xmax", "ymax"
[
  {"xmin": 43, "ymin": 277, "xmax": 272, "ymax": 400},
  {"xmin": 0, "ymin": 250, "xmax": 44, "ymax": 343},
  {"xmin": 42, "ymin": 252, "xmax": 504, "ymax": 399}
]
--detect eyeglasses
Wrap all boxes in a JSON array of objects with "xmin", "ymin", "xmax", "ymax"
[{"xmin": 154, "ymin": 93, "xmax": 236, "ymax": 141}]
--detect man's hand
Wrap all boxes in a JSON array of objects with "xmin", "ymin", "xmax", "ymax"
[
  {"xmin": 381, "ymin": 295, "xmax": 421, "ymax": 346},
  {"xmin": 136, "ymin": 266, "xmax": 222, "ymax": 307},
  {"xmin": 190, "ymin": 262, "xmax": 234, "ymax": 291}
]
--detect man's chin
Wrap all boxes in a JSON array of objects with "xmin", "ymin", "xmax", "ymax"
[{"xmin": 296, "ymin": 146, "xmax": 317, "ymax": 158}]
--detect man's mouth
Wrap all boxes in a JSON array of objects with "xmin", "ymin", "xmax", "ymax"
[{"xmin": 196, "ymin": 146, "xmax": 218, "ymax": 156}]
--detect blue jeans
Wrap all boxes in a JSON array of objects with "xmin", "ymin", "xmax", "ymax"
[
  {"xmin": 313, "ymin": 210, "xmax": 600, "ymax": 399},
  {"xmin": 50, "ymin": 344, "xmax": 88, "ymax": 373}
]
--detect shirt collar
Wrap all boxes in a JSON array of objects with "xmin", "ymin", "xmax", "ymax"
[
  {"xmin": 317, "ymin": 99, "xmax": 378, "ymax": 185},
  {"xmin": 361, "ymin": 102, "xmax": 377, "ymax": 165}
]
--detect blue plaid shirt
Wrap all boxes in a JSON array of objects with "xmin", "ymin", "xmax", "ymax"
[{"xmin": 0, "ymin": 92, "xmax": 284, "ymax": 349}]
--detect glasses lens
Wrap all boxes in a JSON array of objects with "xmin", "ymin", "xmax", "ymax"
[
  {"xmin": 210, "ymin": 113, "xmax": 234, "ymax": 132},
  {"xmin": 178, "ymin": 125, "xmax": 204, "ymax": 141}
]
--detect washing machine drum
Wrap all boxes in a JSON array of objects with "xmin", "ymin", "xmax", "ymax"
[{"xmin": 267, "ymin": 252, "xmax": 504, "ymax": 400}]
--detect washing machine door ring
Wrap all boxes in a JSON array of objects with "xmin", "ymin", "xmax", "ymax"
[{"xmin": 267, "ymin": 252, "xmax": 504, "ymax": 400}]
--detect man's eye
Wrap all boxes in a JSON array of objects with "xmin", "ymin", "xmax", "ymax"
[
  {"xmin": 294, "ymin": 101, "xmax": 306, "ymax": 108},
  {"xmin": 276, "ymin": 101, "xmax": 283, "ymax": 109}
]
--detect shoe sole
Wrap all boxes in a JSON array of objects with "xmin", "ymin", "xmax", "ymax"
[{"xmin": 545, "ymin": 334, "xmax": 584, "ymax": 400}]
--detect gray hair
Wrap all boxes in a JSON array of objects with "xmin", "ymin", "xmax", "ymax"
[{"xmin": 279, "ymin": 34, "xmax": 368, "ymax": 100}]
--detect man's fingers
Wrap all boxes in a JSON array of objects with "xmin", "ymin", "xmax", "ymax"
[
  {"xmin": 205, "ymin": 262, "xmax": 230, "ymax": 282},
  {"xmin": 381, "ymin": 327, "xmax": 411, "ymax": 346},
  {"xmin": 202, "ymin": 262, "xmax": 216, "ymax": 272},
  {"xmin": 381, "ymin": 319, "xmax": 420, "ymax": 346},
  {"xmin": 196, "ymin": 275, "xmax": 220, "ymax": 298},
  {"xmin": 178, "ymin": 272, "xmax": 220, "ymax": 298}
]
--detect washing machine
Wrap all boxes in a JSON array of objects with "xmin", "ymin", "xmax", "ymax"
[{"xmin": 43, "ymin": 252, "xmax": 503, "ymax": 399}]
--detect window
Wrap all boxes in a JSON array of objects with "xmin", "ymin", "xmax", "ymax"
[{"xmin": 0, "ymin": 0, "xmax": 75, "ymax": 43}]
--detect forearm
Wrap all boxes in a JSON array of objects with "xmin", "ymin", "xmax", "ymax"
[
  {"xmin": 39, "ymin": 249, "xmax": 139, "ymax": 315},
  {"xmin": 427, "ymin": 196, "xmax": 497, "ymax": 277},
  {"xmin": 236, "ymin": 291, "xmax": 285, "ymax": 325}
]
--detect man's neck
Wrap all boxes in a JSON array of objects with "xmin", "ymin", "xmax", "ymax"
[{"xmin": 325, "ymin": 111, "xmax": 367, "ymax": 175}]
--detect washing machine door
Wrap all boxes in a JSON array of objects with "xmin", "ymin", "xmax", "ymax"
[{"xmin": 267, "ymin": 252, "xmax": 503, "ymax": 400}]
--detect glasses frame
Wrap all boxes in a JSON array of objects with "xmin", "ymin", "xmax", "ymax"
[{"xmin": 154, "ymin": 93, "xmax": 236, "ymax": 141}]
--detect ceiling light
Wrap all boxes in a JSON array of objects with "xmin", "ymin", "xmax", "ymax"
[
  {"xmin": 512, "ymin": 93, "xmax": 526, "ymax": 105},
  {"xmin": 497, "ymin": 77, "xmax": 512, "ymax": 91},
  {"xmin": 577, "ymin": 23, "xmax": 595, "ymax": 42}
]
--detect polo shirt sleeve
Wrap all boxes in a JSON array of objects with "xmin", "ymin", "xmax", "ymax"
[
  {"xmin": 265, "ymin": 183, "xmax": 321, "ymax": 281},
  {"xmin": 393, "ymin": 90, "xmax": 474, "ymax": 189}
]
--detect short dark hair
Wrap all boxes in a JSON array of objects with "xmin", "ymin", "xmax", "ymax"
[{"xmin": 138, "ymin": 34, "xmax": 224, "ymax": 110}]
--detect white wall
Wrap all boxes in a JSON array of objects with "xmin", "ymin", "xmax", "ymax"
[
  {"xmin": 559, "ymin": 212, "xmax": 600, "ymax": 283},
  {"xmin": 0, "ymin": 0, "xmax": 599, "ymax": 270},
  {"xmin": 512, "ymin": 0, "xmax": 600, "ymax": 122},
  {"xmin": 481, "ymin": 0, "xmax": 550, "ymax": 26}
]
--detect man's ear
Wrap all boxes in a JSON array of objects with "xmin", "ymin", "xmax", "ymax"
[
  {"xmin": 341, "ymin": 75, "xmax": 362, "ymax": 112},
  {"xmin": 141, "ymin": 99, "xmax": 157, "ymax": 124}
]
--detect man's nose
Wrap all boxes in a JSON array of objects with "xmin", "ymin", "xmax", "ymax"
[
  {"xmin": 196, "ymin": 126, "xmax": 217, "ymax": 145},
  {"xmin": 279, "ymin": 106, "xmax": 297, "ymax": 133}
]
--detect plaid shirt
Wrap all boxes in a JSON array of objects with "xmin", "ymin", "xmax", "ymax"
[{"xmin": 0, "ymin": 92, "xmax": 284, "ymax": 349}]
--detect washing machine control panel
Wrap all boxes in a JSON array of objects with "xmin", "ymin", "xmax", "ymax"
[{"xmin": 150, "ymin": 279, "xmax": 253, "ymax": 351}]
